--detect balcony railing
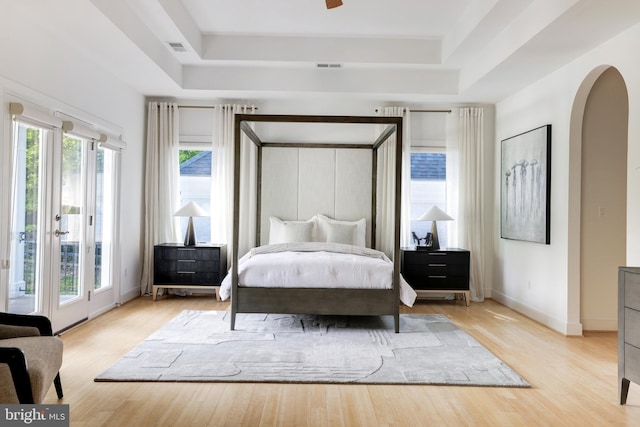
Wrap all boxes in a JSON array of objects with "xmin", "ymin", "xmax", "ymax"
[{"xmin": 17, "ymin": 241, "xmax": 102, "ymax": 297}]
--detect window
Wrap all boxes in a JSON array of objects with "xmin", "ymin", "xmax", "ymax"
[
  {"xmin": 178, "ymin": 149, "xmax": 211, "ymax": 243},
  {"xmin": 94, "ymin": 147, "xmax": 115, "ymax": 290},
  {"xmin": 9, "ymin": 122, "xmax": 47, "ymax": 314},
  {"xmin": 59, "ymin": 134, "xmax": 85, "ymax": 303},
  {"xmin": 409, "ymin": 150, "xmax": 448, "ymax": 246}
]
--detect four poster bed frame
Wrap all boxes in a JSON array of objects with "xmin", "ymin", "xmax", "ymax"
[{"xmin": 230, "ymin": 114, "xmax": 403, "ymax": 332}]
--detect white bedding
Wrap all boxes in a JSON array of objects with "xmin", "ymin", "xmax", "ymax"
[{"xmin": 219, "ymin": 242, "xmax": 416, "ymax": 306}]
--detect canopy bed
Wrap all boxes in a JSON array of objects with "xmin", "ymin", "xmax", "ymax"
[{"xmin": 224, "ymin": 114, "xmax": 407, "ymax": 332}]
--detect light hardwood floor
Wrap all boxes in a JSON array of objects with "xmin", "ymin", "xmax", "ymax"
[{"xmin": 46, "ymin": 296, "xmax": 640, "ymax": 426}]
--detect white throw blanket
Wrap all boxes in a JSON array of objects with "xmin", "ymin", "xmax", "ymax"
[{"xmin": 219, "ymin": 242, "xmax": 416, "ymax": 306}]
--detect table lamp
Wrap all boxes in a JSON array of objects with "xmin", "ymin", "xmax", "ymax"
[
  {"xmin": 174, "ymin": 201, "xmax": 208, "ymax": 246},
  {"xmin": 417, "ymin": 206, "xmax": 453, "ymax": 251}
]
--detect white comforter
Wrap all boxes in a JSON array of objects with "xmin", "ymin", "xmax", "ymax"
[{"xmin": 219, "ymin": 242, "xmax": 416, "ymax": 306}]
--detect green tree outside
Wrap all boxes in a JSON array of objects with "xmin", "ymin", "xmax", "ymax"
[{"xmin": 180, "ymin": 150, "xmax": 201, "ymax": 164}]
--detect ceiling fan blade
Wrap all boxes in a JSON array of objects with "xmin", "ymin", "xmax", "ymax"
[{"xmin": 326, "ymin": 0, "xmax": 343, "ymax": 9}]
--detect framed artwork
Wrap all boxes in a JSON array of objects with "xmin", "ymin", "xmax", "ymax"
[{"xmin": 500, "ymin": 124, "xmax": 551, "ymax": 244}]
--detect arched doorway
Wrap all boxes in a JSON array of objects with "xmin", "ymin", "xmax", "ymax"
[{"xmin": 569, "ymin": 66, "xmax": 628, "ymax": 332}]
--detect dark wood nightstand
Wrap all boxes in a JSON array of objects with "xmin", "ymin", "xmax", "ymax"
[
  {"xmin": 400, "ymin": 247, "xmax": 471, "ymax": 306},
  {"xmin": 153, "ymin": 243, "xmax": 227, "ymax": 301}
]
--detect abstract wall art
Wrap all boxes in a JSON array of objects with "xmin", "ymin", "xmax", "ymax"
[{"xmin": 500, "ymin": 124, "xmax": 551, "ymax": 244}]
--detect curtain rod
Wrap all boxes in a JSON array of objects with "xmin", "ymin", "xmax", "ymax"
[
  {"xmin": 177, "ymin": 105, "xmax": 258, "ymax": 110},
  {"xmin": 179, "ymin": 105, "xmax": 444, "ymax": 113},
  {"xmin": 178, "ymin": 106, "xmax": 447, "ymax": 113},
  {"xmin": 411, "ymin": 109, "xmax": 451, "ymax": 113},
  {"xmin": 374, "ymin": 108, "xmax": 451, "ymax": 113}
]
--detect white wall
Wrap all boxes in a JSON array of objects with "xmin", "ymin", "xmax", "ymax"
[
  {"xmin": 494, "ymin": 22, "xmax": 640, "ymax": 335},
  {"xmin": 0, "ymin": 11, "xmax": 145, "ymax": 305}
]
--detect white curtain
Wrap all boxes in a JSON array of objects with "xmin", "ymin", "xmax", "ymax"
[
  {"xmin": 375, "ymin": 106, "xmax": 411, "ymax": 257},
  {"xmin": 0, "ymin": 121, "xmax": 19, "ymax": 305},
  {"xmin": 210, "ymin": 105, "xmax": 256, "ymax": 263},
  {"xmin": 140, "ymin": 102, "xmax": 181, "ymax": 295},
  {"xmin": 446, "ymin": 107, "xmax": 485, "ymax": 301}
]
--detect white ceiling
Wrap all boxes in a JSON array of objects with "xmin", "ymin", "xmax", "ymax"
[{"xmin": 8, "ymin": 0, "xmax": 640, "ymax": 104}]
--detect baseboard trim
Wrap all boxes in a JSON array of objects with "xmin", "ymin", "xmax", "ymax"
[
  {"xmin": 120, "ymin": 288, "xmax": 141, "ymax": 304},
  {"xmin": 491, "ymin": 290, "xmax": 583, "ymax": 336},
  {"xmin": 581, "ymin": 318, "xmax": 617, "ymax": 332}
]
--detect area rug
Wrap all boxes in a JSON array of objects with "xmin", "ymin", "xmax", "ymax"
[{"xmin": 95, "ymin": 310, "xmax": 529, "ymax": 387}]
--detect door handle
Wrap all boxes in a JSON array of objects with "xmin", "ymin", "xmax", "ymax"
[{"xmin": 54, "ymin": 229, "xmax": 69, "ymax": 237}]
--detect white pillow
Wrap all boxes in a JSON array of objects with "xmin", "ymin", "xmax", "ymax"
[
  {"xmin": 325, "ymin": 222, "xmax": 358, "ymax": 245},
  {"xmin": 316, "ymin": 214, "xmax": 366, "ymax": 247},
  {"xmin": 268, "ymin": 216, "xmax": 315, "ymax": 244}
]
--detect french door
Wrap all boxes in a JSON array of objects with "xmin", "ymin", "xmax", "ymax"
[{"xmin": 8, "ymin": 120, "xmax": 116, "ymax": 332}]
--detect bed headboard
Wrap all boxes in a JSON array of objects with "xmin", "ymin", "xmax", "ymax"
[{"xmin": 260, "ymin": 146, "xmax": 372, "ymax": 246}]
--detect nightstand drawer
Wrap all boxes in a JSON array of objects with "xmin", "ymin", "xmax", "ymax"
[
  {"xmin": 155, "ymin": 260, "xmax": 220, "ymax": 274},
  {"xmin": 407, "ymin": 275, "xmax": 469, "ymax": 290},
  {"xmin": 625, "ymin": 308, "xmax": 640, "ymax": 349},
  {"xmin": 406, "ymin": 262, "xmax": 467, "ymax": 275},
  {"xmin": 155, "ymin": 271, "xmax": 221, "ymax": 285},
  {"xmin": 403, "ymin": 250, "xmax": 468, "ymax": 266},
  {"xmin": 176, "ymin": 259, "xmax": 220, "ymax": 272},
  {"xmin": 625, "ymin": 344, "xmax": 640, "ymax": 384},
  {"xmin": 625, "ymin": 271, "xmax": 640, "ymax": 311},
  {"xmin": 155, "ymin": 246, "xmax": 220, "ymax": 262}
]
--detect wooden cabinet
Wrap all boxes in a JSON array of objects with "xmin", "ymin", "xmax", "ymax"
[
  {"xmin": 400, "ymin": 248, "xmax": 470, "ymax": 306},
  {"xmin": 619, "ymin": 267, "xmax": 640, "ymax": 404},
  {"xmin": 153, "ymin": 243, "xmax": 227, "ymax": 301}
]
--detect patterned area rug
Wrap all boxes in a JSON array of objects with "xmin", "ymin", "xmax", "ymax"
[{"xmin": 95, "ymin": 310, "xmax": 529, "ymax": 387}]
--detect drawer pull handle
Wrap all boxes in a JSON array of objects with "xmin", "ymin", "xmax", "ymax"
[
  {"xmin": 428, "ymin": 253, "xmax": 446, "ymax": 256},
  {"xmin": 428, "ymin": 263, "xmax": 446, "ymax": 267},
  {"xmin": 428, "ymin": 275, "xmax": 447, "ymax": 279},
  {"xmin": 178, "ymin": 260, "xmax": 196, "ymax": 263},
  {"xmin": 178, "ymin": 248, "xmax": 196, "ymax": 251},
  {"xmin": 177, "ymin": 271, "xmax": 196, "ymax": 274}
]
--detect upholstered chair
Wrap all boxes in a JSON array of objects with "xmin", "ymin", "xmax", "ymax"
[{"xmin": 0, "ymin": 313, "xmax": 63, "ymax": 403}]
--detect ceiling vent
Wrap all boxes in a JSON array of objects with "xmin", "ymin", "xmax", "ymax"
[
  {"xmin": 168, "ymin": 42, "xmax": 188, "ymax": 53},
  {"xmin": 316, "ymin": 63, "xmax": 343, "ymax": 69}
]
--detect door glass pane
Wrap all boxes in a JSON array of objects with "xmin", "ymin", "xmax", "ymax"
[
  {"xmin": 94, "ymin": 148, "xmax": 113, "ymax": 290},
  {"xmin": 9, "ymin": 123, "xmax": 44, "ymax": 314},
  {"xmin": 59, "ymin": 135, "xmax": 84, "ymax": 304}
]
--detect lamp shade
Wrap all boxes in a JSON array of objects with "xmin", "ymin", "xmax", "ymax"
[
  {"xmin": 174, "ymin": 201, "xmax": 208, "ymax": 217},
  {"xmin": 174, "ymin": 202, "xmax": 208, "ymax": 246},
  {"xmin": 416, "ymin": 206, "xmax": 453, "ymax": 251},
  {"xmin": 417, "ymin": 205, "xmax": 453, "ymax": 222}
]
